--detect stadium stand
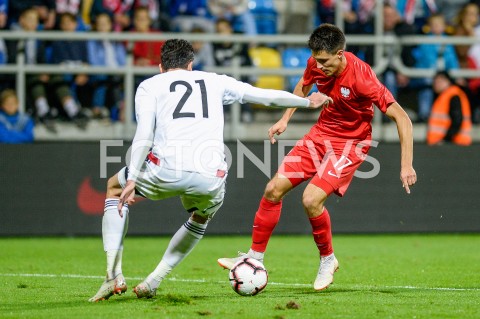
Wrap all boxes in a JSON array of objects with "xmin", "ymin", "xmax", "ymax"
[{"xmin": 248, "ymin": 46, "xmax": 284, "ymax": 91}]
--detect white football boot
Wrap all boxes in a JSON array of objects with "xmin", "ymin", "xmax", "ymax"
[
  {"xmin": 217, "ymin": 251, "xmax": 263, "ymax": 270},
  {"xmin": 314, "ymin": 254, "xmax": 339, "ymax": 291},
  {"xmin": 88, "ymin": 274, "xmax": 127, "ymax": 302},
  {"xmin": 133, "ymin": 281, "xmax": 157, "ymax": 299}
]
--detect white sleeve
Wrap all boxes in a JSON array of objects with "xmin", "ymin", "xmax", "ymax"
[
  {"xmin": 242, "ymin": 84, "xmax": 310, "ymax": 108},
  {"xmin": 221, "ymin": 75, "xmax": 310, "ymax": 108},
  {"xmin": 127, "ymin": 84, "xmax": 156, "ymax": 182}
]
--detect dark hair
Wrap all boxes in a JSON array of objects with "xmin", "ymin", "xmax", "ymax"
[
  {"xmin": 161, "ymin": 39, "xmax": 195, "ymax": 70},
  {"xmin": 59, "ymin": 12, "xmax": 77, "ymax": 23},
  {"xmin": 434, "ymin": 70, "xmax": 454, "ymax": 84},
  {"xmin": 308, "ymin": 24, "xmax": 346, "ymax": 54}
]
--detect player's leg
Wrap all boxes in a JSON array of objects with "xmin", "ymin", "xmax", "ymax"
[
  {"xmin": 134, "ymin": 212, "xmax": 210, "ymax": 298},
  {"xmin": 305, "ymin": 140, "xmax": 368, "ymax": 290},
  {"xmin": 217, "ymin": 173, "xmax": 294, "ymax": 269},
  {"xmin": 302, "ymin": 182, "xmax": 339, "ymax": 291},
  {"xmin": 134, "ymin": 173, "xmax": 226, "ymax": 298},
  {"xmin": 250, "ymin": 174, "xmax": 294, "ymax": 255},
  {"xmin": 89, "ymin": 169, "xmax": 130, "ymax": 302},
  {"xmin": 218, "ymin": 141, "xmax": 315, "ymax": 269}
]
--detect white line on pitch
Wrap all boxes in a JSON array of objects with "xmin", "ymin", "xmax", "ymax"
[{"xmin": 0, "ymin": 273, "xmax": 478, "ymax": 292}]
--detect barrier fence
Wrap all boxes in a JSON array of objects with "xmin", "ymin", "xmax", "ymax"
[{"xmin": 1, "ymin": 30, "xmax": 480, "ymax": 141}]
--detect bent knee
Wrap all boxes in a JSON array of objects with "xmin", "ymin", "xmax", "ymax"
[
  {"xmin": 191, "ymin": 213, "xmax": 208, "ymax": 224},
  {"xmin": 302, "ymin": 192, "xmax": 325, "ymax": 213},
  {"xmin": 264, "ymin": 180, "xmax": 286, "ymax": 201}
]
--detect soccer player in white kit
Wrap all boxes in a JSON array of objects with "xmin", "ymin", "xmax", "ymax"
[{"xmin": 88, "ymin": 39, "xmax": 332, "ymax": 301}]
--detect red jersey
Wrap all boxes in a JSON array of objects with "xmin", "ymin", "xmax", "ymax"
[
  {"xmin": 132, "ymin": 30, "xmax": 164, "ymax": 66},
  {"xmin": 303, "ymin": 52, "xmax": 395, "ymax": 140}
]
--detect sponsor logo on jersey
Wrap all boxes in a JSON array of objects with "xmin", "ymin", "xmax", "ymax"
[{"xmin": 340, "ymin": 87, "xmax": 350, "ymax": 98}]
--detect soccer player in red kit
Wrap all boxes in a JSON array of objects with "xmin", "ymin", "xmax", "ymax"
[{"xmin": 218, "ymin": 24, "xmax": 417, "ymax": 290}]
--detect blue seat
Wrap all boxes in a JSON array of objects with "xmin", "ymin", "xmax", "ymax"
[
  {"xmin": 249, "ymin": 0, "xmax": 277, "ymax": 34},
  {"xmin": 282, "ymin": 47, "xmax": 317, "ymax": 92}
]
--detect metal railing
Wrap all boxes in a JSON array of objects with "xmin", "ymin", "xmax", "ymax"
[{"xmin": 1, "ymin": 30, "xmax": 479, "ymax": 139}]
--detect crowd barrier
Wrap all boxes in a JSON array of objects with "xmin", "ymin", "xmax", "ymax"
[{"xmin": 1, "ymin": 30, "xmax": 480, "ymax": 141}]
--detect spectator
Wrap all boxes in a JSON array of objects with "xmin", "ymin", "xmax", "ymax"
[
  {"xmin": 133, "ymin": 0, "xmax": 160, "ymax": 29},
  {"xmin": 131, "ymin": 5, "xmax": 165, "ymax": 117},
  {"xmin": 317, "ymin": 0, "xmax": 375, "ymax": 62},
  {"xmin": 394, "ymin": 0, "xmax": 438, "ymax": 29},
  {"xmin": 169, "ymin": 0, "xmax": 214, "ymax": 32},
  {"xmin": 427, "ymin": 71, "xmax": 472, "ymax": 145},
  {"xmin": 55, "ymin": 0, "xmax": 90, "ymax": 30},
  {"xmin": 412, "ymin": 13, "xmax": 460, "ymax": 122},
  {"xmin": 465, "ymin": 24, "xmax": 480, "ymax": 123},
  {"xmin": 0, "ymin": 0, "xmax": 7, "ymax": 29},
  {"xmin": 191, "ymin": 26, "xmax": 215, "ymax": 71},
  {"xmin": 453, "ymin": 3, "xmax": 479, "ymax": 69},
  {"xmin": 212, "ymin": 18, "xmax": 253, "ymax": 122},
  {"xmin": 380, "ymin": 3, "xmax": 418, "ymax": 100},
  {"xmin": 90, "ymin": 0, "xmax": 133, "ymax": 31},
  {"xmin": 49, "ymin": 12, "xmax": 89, "ymax": 128},
  {"xmin": 437, "ymin": 0, "xmax": 472, "ymax": 25},
  {"xmin": 7, "ymin": 0, "xmax": 56, "ymax": 30},
  {"xmin": 0, "ymin": 89, "xmax": 34, "ymax": 144},
  {"xmin": 131, "ymin": 6, "xmax": 163, "ymax": 67},
  {"xmin": 7, "ymin": 8, "xmax": 57, "ymax": 133},
  {"xmin": 87, "ymin": 13, "xmax": 126, "ymax": 120},
  {"xmin": 0, "ymin": 28, "xmax": 13, "ymax": 93},
  {"xmin": 207, "ymin": 0, "xmax": 257, "ymax": 35}
]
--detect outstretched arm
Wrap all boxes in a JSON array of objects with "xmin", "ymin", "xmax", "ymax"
[
  {"xmin": 241, "ymin": 84, "xmax": 331, "ymax": 109},
  {"xmin": 385, "ymin": 102, "xmax": 417, "ymax": 194},
  {"xmin": 268, "ymin": 78, "xmax": 314, "ymax": 144}
]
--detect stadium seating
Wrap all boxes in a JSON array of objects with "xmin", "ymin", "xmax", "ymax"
[
  {"xmin": 248, "ymin": 46, "xmax": 284, "ymax": 91},
  {"xmin": 281, "ymin": 47, "xmax": 317, "ymax": 93},
  {"xmin": 249, "ymin": 0, "xmax": 278, "ymax": 34}
]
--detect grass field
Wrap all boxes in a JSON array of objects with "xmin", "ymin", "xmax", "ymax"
[{"xmin": 1, "ymin": 234, "xmax": 479, "ymax": 319}]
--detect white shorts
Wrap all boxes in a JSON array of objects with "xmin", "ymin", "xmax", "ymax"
[{"xmin": 118, "ymin": 161, "xmax": 226, "ymax": 219}]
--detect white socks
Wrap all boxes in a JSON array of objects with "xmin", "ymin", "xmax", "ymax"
[
  {"xmin": 102, "ymin": 198, "xmax": 129, "ymax": 280},
  {"xmin": 63, "ymin": 97, "xmax": 79, "ymax": 118},
  {"xmin": 35, "ymin": 97, "xmax": 49, "ymax": 117},
  {"xmin": 146, "ymin": 218, "xmax": 208, "ymax": 289}
]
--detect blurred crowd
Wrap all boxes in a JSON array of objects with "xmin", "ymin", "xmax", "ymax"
[{"xmin": 0, "ymin": 0, "xmax": 479, "ymax": 144}]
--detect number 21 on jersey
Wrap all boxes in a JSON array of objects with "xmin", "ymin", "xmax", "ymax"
[{"xmin": 170, "ymin": 80, "xmax": 209, "ymax": 119}]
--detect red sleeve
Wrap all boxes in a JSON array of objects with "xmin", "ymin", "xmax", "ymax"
[
  {"xmin": 302, "ymin": 57, "xmax": 317, "ymax": 86},
  {"xmin": 358, "ymin": 65, "xmax": 396, "ymax": 113}
]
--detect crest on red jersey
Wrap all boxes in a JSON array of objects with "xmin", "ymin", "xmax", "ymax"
[{"xmin": 340, "ymin": 87, "xmax": 350, "ymax": 98}]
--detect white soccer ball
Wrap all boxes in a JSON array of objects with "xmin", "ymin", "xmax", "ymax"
[{"xmin": 229, "ymin": 258, "xmax": 268, "ymax": 296}]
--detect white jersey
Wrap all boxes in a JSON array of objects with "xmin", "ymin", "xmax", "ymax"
[{"xmin": 128, "ymin": 69, "xmax": 311, "ymax": 181}]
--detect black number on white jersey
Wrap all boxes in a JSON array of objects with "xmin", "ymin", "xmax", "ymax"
[{"xmin": 171, "ymin": 80, "xmax": 209, "ymax": 119}]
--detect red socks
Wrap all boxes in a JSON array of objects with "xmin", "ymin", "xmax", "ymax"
[
  {"xmin": 309, "ymin": 207, "xmax": 333, "ymax": 256},
  {"xmin": 251, "ymin": 197, "xmax": 282, "ymax": 253}
]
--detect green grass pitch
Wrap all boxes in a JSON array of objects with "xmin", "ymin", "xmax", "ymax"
[{"xmin": 1, "ymin": 234, "xmax": 479, "ymax": 319}]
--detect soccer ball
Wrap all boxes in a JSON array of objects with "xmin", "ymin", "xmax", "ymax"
[{"xmin": 229, "ymin": 258, "xmax": 268, "ymax": 296}]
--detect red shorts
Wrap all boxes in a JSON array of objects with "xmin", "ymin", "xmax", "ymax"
[{"xmin": 278, "ymin": 137, "xmax": 371, "ymax": 197}]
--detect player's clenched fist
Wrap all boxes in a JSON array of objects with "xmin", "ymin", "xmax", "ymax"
[{"xmin": 307, "ymin": 92, "xmax": 333, "ymax": 109}]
